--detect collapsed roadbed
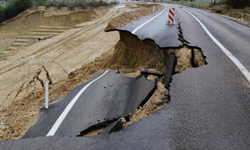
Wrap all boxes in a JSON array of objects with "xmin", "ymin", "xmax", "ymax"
[
  {"xmin": 1, "ymin": 4, "xmax": 207, "ymax": 140},
  {"xmin": 0, "ymin": 4, "xmax": 162, "ymax": 141},
  {"xmin": 76, "ymin": 20, "xmax": 207, "ymax": 136}
]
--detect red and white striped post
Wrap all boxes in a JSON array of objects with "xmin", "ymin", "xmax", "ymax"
[{"xmin": 167, "ymin": 8, "xmax": 175, "ymax": 25}]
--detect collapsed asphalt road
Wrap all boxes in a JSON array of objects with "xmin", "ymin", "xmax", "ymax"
[
  {"xmin": 1, "ymin": 4, "xmax": 250, "ymax": 150},
  {"xmin": 22, "ymin": 70, "xmax": 156, "ymax": 138}
]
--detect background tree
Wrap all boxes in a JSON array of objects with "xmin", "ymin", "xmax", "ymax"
[
  {"xmin": 225, "ymin": 0, "xmax": 249, "ymax": 8},
  {"xmin": 0, "ymin": 0, "xmax": 33, "ymax": 23}
]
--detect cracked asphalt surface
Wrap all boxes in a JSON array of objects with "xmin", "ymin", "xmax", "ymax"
[
  {"xmin": 22, "ymin": 70, "xmax": 156, "ymax": 138},
  {"xmin": 1, "ymin": 4, "xmax": 250, "ymax": 150}
]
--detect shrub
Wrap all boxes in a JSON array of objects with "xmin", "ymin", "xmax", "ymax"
[
  {"xmin": 79, "ymin": 1, "xmax": 87, "ymax": 9},
  {"xmin": 44, "ymin": 1, "xmax": 53, "ymax": 8},
  {"xmin": 88, "ymin": 1, "xmax": 98, "ymax": 8},
  {"xmin": 0, "ymin": 6, "xmax": 5, "ymax": 22},
  {"xmin": 99, "ymin": 0, "xmax": 108, "ymax": 6},
  {"xmin": 34, "ymin": 0, "xmax": 47, "ymax": 6},
  {"xmin": 110, "ymin": 2, "xmax": 117, "ymax": 5},
  {"xmin": 0, "ymin": 0, "xmax": 33, "ymax": 23},
  {"xmin": 227, "ymin": 0, "xmax": 249, "ymax": 8},
  {"xmin": 55, "ymin": 2, "xmax": 65, "ymax": 10},
  {"xmin": 67, "ymin": 2, "xmax": 75, "ymax": 11}
]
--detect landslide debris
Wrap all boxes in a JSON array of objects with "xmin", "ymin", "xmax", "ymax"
[
  {"xmin": 105, "ymin": 31, "xmax": 166, "ymax": 71},
  {"xmin": 122, "ymin": 82, "xmax": 169, "ymax": 128},
  {"xmin": 172, "ymin": 47, "xmax": 206, "ymax": 73},
  {"xmin": 105, "ymin": 30, "xmax": 206, "ymax": 74},
  {"xmin": 77, "ymin": 30, "xmax": 207, "ymax": 136}
]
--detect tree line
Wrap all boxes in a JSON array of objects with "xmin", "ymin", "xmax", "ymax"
[
  {"xmin": 226, "ymin": 0, "xmax": 250, "ymax": 8},
  {"xmin": 0, "ymin": 0, "xmax": 33, "ymax": 23},
  {"xmin": 0, "ymin": 0, "xmax": 116, "ymax": 23}
]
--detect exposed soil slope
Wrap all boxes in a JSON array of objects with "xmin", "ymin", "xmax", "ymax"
[
  {"xmin": 212, "ymin": 5, "xmax": 250, "ymax": 24},
  {"xmin": 0, "ymin": 4, "xmax": 159, "ymax": 141}
]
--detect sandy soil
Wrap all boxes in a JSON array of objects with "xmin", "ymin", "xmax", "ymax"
[
  {"xmin": 211, "ymin": 5, "xmax": 250, "ymax": 24},
  {"xmin": 193, "ymin": 3, "xmax": 250, "ymax": 25},
  {"xmin": 0, "ymin": 7, "xmax": 120, "ymax": 109},
  {"xmin": 0, "ymin": 4, "xmax": 160, "ymax": 141},
  {"xmin": 123, "ymin": 82, "xmax": 169, "ymax": 128},
  {"xmin": 0, "ymin": 5, "xmax": 121, "ymax": 139},
  {"xmin": 0, "ymin": 6, "xmax": 110, "ymax": 52},
  {"xmin": 0, "ymin": 3, "xmax": 207, "ymax": 140}
]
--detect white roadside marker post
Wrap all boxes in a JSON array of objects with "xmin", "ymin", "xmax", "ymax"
[
  {"xmin": 241, "ymin": 14, "xmax": 244, "ymax": 23},
  {"xmin": 45, "ymin": 81, "xmax": 49, "ymax": 109},
  {"xmin": 153, "ymin": 5, "xmax": 155, "ymax": 13}
]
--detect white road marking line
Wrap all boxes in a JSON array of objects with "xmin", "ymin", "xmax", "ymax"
[
  {"xmin": 132, "ymin": 5, "xmax": 167, "ymax": 34},
  {"xmin": 46, "ymin": 70, "xmax": 109, "ymax": 136},
  {"xmin": 184, "ymin": 9, "xmax": 250, "ymax": 82}
]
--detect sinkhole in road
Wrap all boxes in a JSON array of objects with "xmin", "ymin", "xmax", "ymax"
[
  {"xmin": 105, "ymin": 30, "xmax": 207, "ymax": 74},
  {"xmin": 77, "ymin": 30, "xmax": 207, "ymax": 137}
]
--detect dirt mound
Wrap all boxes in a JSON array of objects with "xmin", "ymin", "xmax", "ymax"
[
  {"xmin": 105, "ymin": 30, "xmax": 206, "ymax": 73},
  {"xmin": 104, "ymin": 4, "xmax": 160, "ymax": 31},
  {"xmin": 213, "ymin": 5, "xmax": 250, "ymax": 23},
  {"xmin": 105, "ymin": 31, "xmax": 166, "ymax": 71},
  {"xmin": 198, "ymin": 4, "xmax": 250, "ymax": 24},
  {"xmin": 0, "ymin": 6, "xmax": 110, "ymax": 52}
]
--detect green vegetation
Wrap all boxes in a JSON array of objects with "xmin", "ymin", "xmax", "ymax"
[
  {"xmin": 0, "ymin": 3, "xmax": 7, "ymax": 8},
  {"xmin": 67, "ymin": 2, "xmax": 75, "ymax": 10},
  {"xmin": 226, "ymin": 0, "xmax": 250, "ymax": 8},
  {"xmin": 0, "ymin": 0, "xmax": 117, "ymax": 23},
  {"xmin": 34, "ymin": 0, "xmax": 47, "ymax": 6},
  {"xmin": 0, "ymin": 0, "xmax": 33, "ymax": 23},
  {"xmin": 41, "ymin": 0, "xmax": 116, "ymax": 10}
]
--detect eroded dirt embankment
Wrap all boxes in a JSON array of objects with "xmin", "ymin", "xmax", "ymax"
[
  {"xmin": 106, "ymin": 30, "xmax": 206, "ymax": 74},
  {"xmin": 0, "ymin": 6, "xmax": 118, "ymax": 141},
  {"xmin": 0, "ymin": 6, "xmax": 110, "ymax": 31},
  {"xmin": 211, "ymin": 5, "xmax": 250, "ymax": 24},
  {"xmin": 0, "ymin": 6, "xmax": 112, "ymax": 52},
  {"xmin": 0, "ymin": 4, "xmax": 162, "ymax": 141},
  {"xmin": 78, "ymin": 30, "xmax": 207, "ymax": 136},
  {"xmin": 0, "ymin": 3, "xmax": 207, "ymax": 140}
]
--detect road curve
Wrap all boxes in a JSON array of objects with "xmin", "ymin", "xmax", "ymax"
[{"xmin": 1, "ymin": 4, "xmax": 250, "ymax": 150}]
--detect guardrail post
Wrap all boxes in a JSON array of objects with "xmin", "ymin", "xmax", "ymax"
[{"xmin": 45, "ymin": 81, "xmax": 49, "ymax": 109}]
